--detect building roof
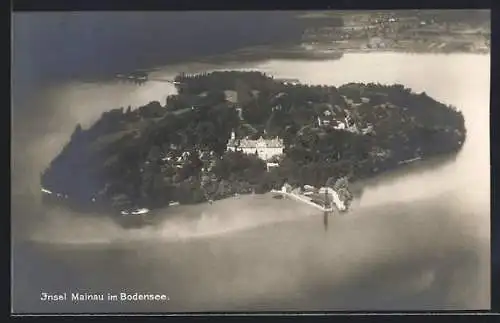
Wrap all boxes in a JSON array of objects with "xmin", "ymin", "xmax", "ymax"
[
  {"xmin": 228, "ymin": 136, "xmax": 284, "ymax": 149},
  {"xmin": 276, "ymin": 78, "xmax": 300, "ymax": 83}
]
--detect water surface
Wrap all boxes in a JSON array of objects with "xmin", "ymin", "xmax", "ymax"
[{"xmin": 11, "ymin": 53, "xmax": 490, "ymax": 312}]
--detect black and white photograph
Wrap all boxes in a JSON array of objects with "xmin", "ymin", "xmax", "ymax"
[{"xmin": 11, "ymin": 10, "xmax": 490, "ymax": 313}]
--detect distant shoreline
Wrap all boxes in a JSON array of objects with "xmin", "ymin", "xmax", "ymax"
[{"xmin": 143, "ymin": 42, "xmax": 489, "ymax": 76}]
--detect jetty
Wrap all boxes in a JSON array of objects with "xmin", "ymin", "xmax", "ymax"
[{"xmin": 270, "ymin": 189, "xmax": 335, "ymax": 213}]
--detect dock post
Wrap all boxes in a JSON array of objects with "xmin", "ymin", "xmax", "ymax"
[{"xmin": 323, "ymin": 211, "xmax": 329, "ymax": 231}]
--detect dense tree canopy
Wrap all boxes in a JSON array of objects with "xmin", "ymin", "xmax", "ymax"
[{"xmin": 41, "ymin": 71, "xmax": 466, "ymax": 212}]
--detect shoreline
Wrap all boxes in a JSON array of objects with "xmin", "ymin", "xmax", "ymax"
[
  {"xmin": 39, "ymin": 70, "xmax": 467, "ymax": 222},
  {"xmin": 142, "ymin": 44, "xmax": 489, "ymax": 76},
  {"xmin": 41, "ymin": 150, "xmax": 457, "ymax": 219}
]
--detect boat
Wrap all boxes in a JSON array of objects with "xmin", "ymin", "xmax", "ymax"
[
  {"xmin": 119, "ymin": 207, "xmax": 149, "ymax": 216},
  {"xmin": 116, "ymin": 207, "xmax": 154, "ymax": 228},
  {"xmin": 40, "ymin": 186, "xmax": 69, "ymax": 205},
  {"xmin": 41, "ymin": 187, "xmax": 53, "ymax": 195},
  {"xmin": 132, "ymin": 208, "xmax": 149, "ymax": 215}
]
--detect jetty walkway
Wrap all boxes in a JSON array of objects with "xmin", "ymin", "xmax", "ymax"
[{"xmin": 270, "ymin": 190, "xmax": 334, "ymax": 213}]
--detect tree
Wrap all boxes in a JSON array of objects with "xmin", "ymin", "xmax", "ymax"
[{"xmin": 70, "ymin": 123, "xmax": 84, "ymax": 143}]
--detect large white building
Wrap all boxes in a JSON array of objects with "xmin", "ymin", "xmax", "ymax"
[{"xmin": 227, "ymin": 131, "xmax": 284, "ymax": 161}]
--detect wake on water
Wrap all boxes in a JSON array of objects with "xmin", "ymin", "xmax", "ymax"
[
  {"xmin": 28, "ymin": 194, "xmax": 320, "ymax": 246},
  {"xmin": 25, "ymin": 152, "xmax": 463, "ymax": 248},
  {"xmin": 25, "ymin": 152, "xmax": 467, "ymax": 249}
]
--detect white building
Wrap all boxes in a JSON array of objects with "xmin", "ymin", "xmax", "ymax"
[
  {"xmin": 334, "ymin": 121, "xmax": 346, "ymax": 130},
  {"xmin": 275, "ymin": 78, "xmax": 300, "ymax": 86},
  {"xmin": 227, "ymin": 131, "xmax": 284, "ymax": 161},
  {"xmin": 266, "ymin": 162, "xmax": 280, "ymax": 172}
]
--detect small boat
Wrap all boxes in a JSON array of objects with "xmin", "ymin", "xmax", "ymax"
[
  {"xmin": 169, "ymin": 201, "xmax": 180, "ymax": 206},
  {"xmin": 131, "ymin": 208, "xmax": 149, "ymax": 215},
  {"xmin": 41, "ymin": 187, "xmax": 53, "ymax": 195},
  {"xmin": 120, "ymin": 207, "xmax": 149, "ymax": 216},
  {"xmin": 116, "ymin": 207, "xmax": 154, "ymax": 228}
]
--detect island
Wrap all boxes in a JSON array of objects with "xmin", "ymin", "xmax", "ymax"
[{"xmin": 40, "ymin": 71, "xmax": 466, "ymax": 218}]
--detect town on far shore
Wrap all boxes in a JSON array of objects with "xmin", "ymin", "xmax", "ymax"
[{"xmin": 298, "ymin": 10, "xmax": 489, "ymax": 54}]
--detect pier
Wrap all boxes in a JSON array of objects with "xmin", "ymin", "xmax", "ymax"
[{"xmin": 270, "ymin": 190, "xmax": 335, "ymax": 213}]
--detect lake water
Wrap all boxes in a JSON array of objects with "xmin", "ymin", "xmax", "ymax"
[{"xmin": 11, "ymin": 53, "xmax": 490, "ymax": 312}]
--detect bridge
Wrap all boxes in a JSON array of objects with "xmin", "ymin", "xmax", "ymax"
[{"xmin": 115, "ymin": 74, "xmax": 182, "ymax": 85}]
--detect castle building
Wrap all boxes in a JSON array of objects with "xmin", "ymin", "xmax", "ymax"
[{"xmin": 227, "ymin": 131, "xmax": 284, "ymax": 161}]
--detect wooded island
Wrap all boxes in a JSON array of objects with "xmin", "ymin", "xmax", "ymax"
[{"xmin": 40, "ymin": 71, "xmax": 466, "ymax": 214}]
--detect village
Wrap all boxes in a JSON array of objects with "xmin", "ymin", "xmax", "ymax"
[{"xmin": 299, "ymin": 10, "xmax": 490, "ymax": 54}]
